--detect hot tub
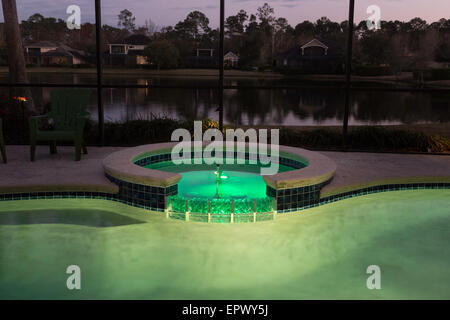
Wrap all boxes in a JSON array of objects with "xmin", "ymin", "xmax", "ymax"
[{"xmin": 102, "ymin": 142, "xmax": 337, "ymax": 223}]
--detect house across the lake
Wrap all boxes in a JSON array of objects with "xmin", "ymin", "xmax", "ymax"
[
  {"xmin": 182, "ymin": 48, "xmax": 218, "ymax": 68},
  {"xmin": 24, "ymin": 41, "xmax": 87, "ymax": 66},
  {"xmin": 276, "ymin": 38, "xmax": 343, "ymax": 74},
  {"xmin": 224, "ymin": 52, "xmax": 239, "ymax": 68},
  {"xmin": 107, "ymin": 34, "xmax": 151, "ymax": 66}
]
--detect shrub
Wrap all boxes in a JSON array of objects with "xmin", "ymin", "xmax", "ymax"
[
  {"xmin": 414, "ymin": 68, "xmax": 450, "ymax": 81},
  {"xmin": 354, "ymin": 65, "xmax": 393, "ymax": 76},
  {"xmin": 347, "ymin": 127, "xmax": 429, "ymax": 152},
  {"xmin": 85, "ymin": 116, "xmax": 190, "ymax": 147},
  {"xmin": 428, "ymin": 134, "xmax": 450, "ymax": 153},
  {"xmin": 280, "ymin": 128, "xmax": 341, "ymax": 148},
  {"xmin": 280, "ymin": 126, "xmax": 449, "ymax": 153},
  {"xmin": 2, "ymin": 105, "xmax": 449, "ymax": 153}
]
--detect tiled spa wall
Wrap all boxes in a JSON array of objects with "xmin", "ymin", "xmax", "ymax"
[
  {"xmin": 267, "ymin": 179, "xmax": 333, "ymax": 213},
  {"xmin": 125, "ymin": 152, "xmax": 310, "ymax": 213},
  {"xmin": 134, "ymin": 152, "xmax": 308, "ymax": 170},
  {"xmin": 105, "ymin": 173, "xmax": 178, "ymax": 212}
]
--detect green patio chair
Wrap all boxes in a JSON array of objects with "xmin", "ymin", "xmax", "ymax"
[
  {"xmin": 29, "ymin": 89, "xmax": 92, "ymax": 162},
  {"xmin": 0, "ymin": 118, "xmax": 6, "ymax": 163}
]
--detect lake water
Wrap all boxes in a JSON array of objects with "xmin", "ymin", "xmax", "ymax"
[{"xmin": 1, "ymin": 72, "xmax": 449, "ymax": 126}]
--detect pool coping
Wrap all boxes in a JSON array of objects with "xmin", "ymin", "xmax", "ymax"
[
  {"xmin": 0, "ymin": 183, "xmax": 119, "ymax": 195},
  {"xmin": 321, "ymin": 176, "xmax": 450, "ymax": 198},
  {"xmin": 103, "ymin": 143, "xmax": 183, "ymax": 188},
  {"xmin": 102, "ymin": 142, "xmax": 337, "ymax": 189}
]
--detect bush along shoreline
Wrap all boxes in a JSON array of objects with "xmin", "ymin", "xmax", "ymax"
[
  {"xmin": 280, "ymin": 126, "xmax": 450, "ymax": 154},
  {"xmin": 1, "ymin": 111, "xmax": 449, "ymax": 154},
  {"xmin": 88, "ymin": 118, "xmax": 450, "ymax": 154}
]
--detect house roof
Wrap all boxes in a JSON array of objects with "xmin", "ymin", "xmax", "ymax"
[
  {"xmin": 122, "ymin": 34, "xmax": 151, "ymax": 45},
  {"xmin": 41, "ymin": 48, "xmax": 72, "ymax": 57},
  {"xmin": 25, "ymin": 42, "xmax": 86, "ymax": 59},
  {"xmin": 301, "ymin": 38, "xmax": 328, "ymax": 50},
  {"xmin": 24, "ymin": 41, "xmax": 58, "ymax": 48},
  {"xmin": 224, "ymin": 51, "xmax": 239, "ymax": 59},
  {"xmin": 277, "ymin": 38, "xmax": 340, "ymax": 61}
]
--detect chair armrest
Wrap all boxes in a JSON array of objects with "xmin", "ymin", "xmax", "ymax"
[
  {"xmin": 29, "ymin": 114, "xmax": 49, "ymax": 120},
  {"xmin": 28, "ymin": 114, "xmax": 50, "ymax": 133}
]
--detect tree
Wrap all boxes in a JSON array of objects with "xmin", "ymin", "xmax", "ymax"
[
  {"xmin": 239, "ymin": 16, "xmax": 265, "ymax": 67},
  {"xmin": 174, "ymin": 11, "xmax": 211, "ymax": 41},
  {"xmin": 144, "ymin": 19, "xmax": 157, "ymax": 36},
  {"xmin": 406, "ymin": 18, "xmax": 429, "ymax": 53},
  {"xmin": 257, "ymin": 3, "xmax": 275, "ymax": 27},
  {"xmin": 225, "ymin": 10, "xmax": 248, "ymax": 35},
  {"xmin": 21, "ymin": 13, "xmax": 67, "ymax": 43},
  {"xmin": 274, "ymin": 18, "xmax": 289, "ymax": 33},
  {"xmin": 295, "ymin": 21, "xmax": 315, "ymax": 37},
  {"xmin": 144, "ymin": 39, "xmax": 180, "ymax": 69},
  {"xmin": 435, "ymin": 42, "xmax": 450, "ymax": 62},
  {"xmin": 315, "ymin": 17, "xmax": 342, "ymax": 38},
  {"xmin": 409, "ymin": 17, "xmax": 427, "ymax": 32},
  {"xmin": 359, "ymin": 31, "xmax": 391, "ymax": 65},
  {"xmin": 118, "ymin": 9, "xmax": 136, "ymax": 32},
  {"xmin": 165, "ymin": 11, "xmax": 213, "ymax": 59},
  {"xmin": 1, "ymin": 0, "xmax": 35, "ymax": 111}
]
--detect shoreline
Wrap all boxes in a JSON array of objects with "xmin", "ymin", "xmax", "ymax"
[{"xmin": 0, "ymin": 67, "xmax": 448, "ymax": 87}]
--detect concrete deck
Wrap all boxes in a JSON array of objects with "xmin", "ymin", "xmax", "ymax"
[
  {"xmin": 0, "ymin": 146, "xmax": 449, "ymax": 196},
  {"xmin": 321, "ymin": 151, "xmax": 450, "ymax": 197},
  {"xmin": 0, "ymin": 146, "xmax": 121, "ymax": 194}
]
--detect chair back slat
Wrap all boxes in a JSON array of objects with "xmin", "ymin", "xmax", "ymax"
[{"xmin": 48, "ymin": 89, "xmax": 91, "ymax": 131}]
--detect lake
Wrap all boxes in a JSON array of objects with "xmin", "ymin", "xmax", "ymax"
[{"xmin": 1, "ymin": 72, "xmax": 449, "ymax": 126}]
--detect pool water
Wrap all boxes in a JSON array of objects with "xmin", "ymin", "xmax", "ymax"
[
  {"xmin": 177, "ymin": 170, "xmax": 266, "ymax": 199},
  {"xmin": 145, "ymin": 158, "xmax": 295, "ymax": 200},
  {"xmin": 145, "ymin": 158, "xmax": 296, "ymax": 174},
  {"xmin": 0, "ymin": 190, "xmax": 449, "ymax": 299}
]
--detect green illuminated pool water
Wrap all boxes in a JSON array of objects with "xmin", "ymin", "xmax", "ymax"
[
  {"xmin": 178, "ymin": 170, "xmax": 267, "ymax": 199},
  {"xmin": 145, "ymin": 158, "xmax": 293, "ymax": 199},
  {"xmin": 0, "ymin": 190, "xmax": 449, "ymax": 299}
]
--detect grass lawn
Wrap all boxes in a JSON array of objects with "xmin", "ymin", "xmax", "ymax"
[
  {"xmin": 2, "ymin": 67, "xmax": 449, "ymax": 87},
  {"xmin": 0, "ymin": 67, "xmax": 283, "ymax": 79}
]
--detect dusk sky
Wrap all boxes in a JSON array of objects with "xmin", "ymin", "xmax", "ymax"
[{"xmin": 2, "ymin": 0, "xmax": 449, "ymax": 28}]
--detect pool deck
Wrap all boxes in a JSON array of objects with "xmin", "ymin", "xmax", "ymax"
[
  {"xmin": 0, "ymin": 146, "xmax": 449, "ymax": 197},
  {"xmin": 319, "ymin": 151, "xmax": 450, "ymax": 197},
  {"xmin": 0, "ymin": 146, "xmax": 121, "ymax": 194}
]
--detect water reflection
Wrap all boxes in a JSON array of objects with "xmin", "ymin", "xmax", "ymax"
[
  {"xmin": 1, "ymin": 73, "xmax": 449, "ymax": 125},
  {"xmin": 98, "ymin": 87, "xmax": 449, "ymax": 126}
]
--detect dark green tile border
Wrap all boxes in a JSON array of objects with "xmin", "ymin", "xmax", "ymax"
[
  {"xmin": 320, "ymin": 182, "xmax": 450, "ymax": 206},
  {"xmin": 134, "ymin": 152, "xmax": 307, "ymax": 170},
  {"xmin": 0, "ymin": 182, "xmax": 448, "ymax": 221}
]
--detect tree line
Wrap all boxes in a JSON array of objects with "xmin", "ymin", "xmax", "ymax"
[{"xmin": 1, "ymin": 3, "xmax": 450, "ymax": 70}]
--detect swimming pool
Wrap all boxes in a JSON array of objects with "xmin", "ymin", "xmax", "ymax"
[{"xmin": 0, "ymin": 190, "xmax": 449, "ymax": 299}]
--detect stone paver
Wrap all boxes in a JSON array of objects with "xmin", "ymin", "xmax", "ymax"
[
  {"xmin": 0, "ymin": 145, "xmax": 121, "ymax": 194},
  {"xmin": 320, "ymin": 151, "xmax": 450, "ymax": 196},
  {"xmin": 0, "ymin": 146, "xmax": 449, "ymax": 196}
]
